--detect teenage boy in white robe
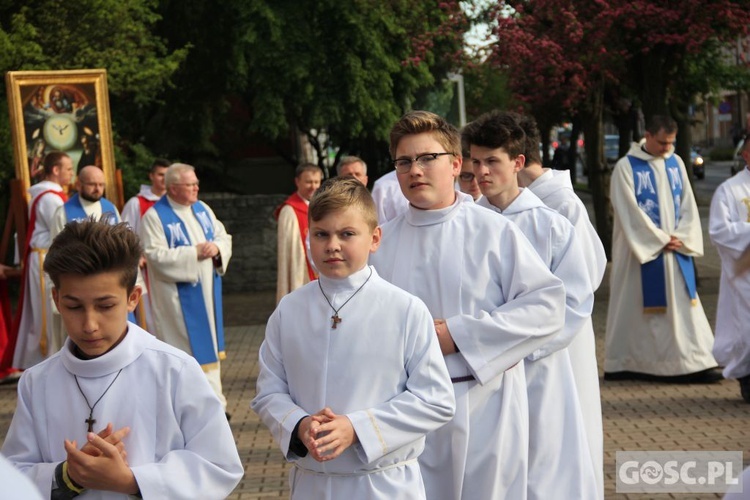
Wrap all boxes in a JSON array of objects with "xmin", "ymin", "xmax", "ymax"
[
  {"xmin": 709, "ymin": 138, "xmax": 750, "ymax": 403},
  {"xmin": 369, "ymin": 110, "xmax": 566, "ymax": 500},
  {"xmin": 2, "ymin": 220, "xmax": 243, "ymax": 499},
  {"xmin": 463, "ymin": 110, "xmax": 598, "ymax": 499},
  {"xmin": 252, "ymin": 176, "xmax": 455, "ymax": 500},
  {"xmin": 514, "ymin": 112, "xmax": 606, "ymax": 494}
]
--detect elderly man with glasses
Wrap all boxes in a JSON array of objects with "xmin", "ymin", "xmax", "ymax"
[{"xmin": 139, "ymin": 163, "xmax": 233, "ymax": 414}]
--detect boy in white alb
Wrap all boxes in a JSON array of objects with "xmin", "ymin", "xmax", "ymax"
[
  {"xmin": 516, "ymin": 112, "xmax": 606, "ymax": 496},
  {"xmin": 2, "ymin": 221, "xmax": 243, "ymax": 499},
  {"xmin": 369, "ymin": 110, "xmax": 566, "ymax": 500},
  {"xmin": 252, "ymin": 176, "xmax": 455, "ymax": 499},
  {"xmin": 463, "ymin": 110, "xmax": 598, "ymax": 499}
]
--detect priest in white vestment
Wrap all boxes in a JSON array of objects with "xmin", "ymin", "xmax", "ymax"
[
  {"xmin": 605, "ymin": 115, "xmax": 719, "ymax": 382},
  {"xmin": 139, "ymin": 163, "xmax": 232, "ymax": 407},
  {"xmin": 516, "ymin": 112, "xmax": 606, "ymax": 494},
  {"xmin": 709, "ymin": 140, "xmax": 750, "ymax": 402},
  {"xmin": 11, "ymin": 152, "xmax": 73, "ymax": 370},
  {"xmin": 465, "ymin": 111, "xmax": 598, "ymax": 499},
  {"xmin": 275, "ymin": 164, "xmax": 323, "ymax": 303},
  {"xmin": 121, "ymin": 160, "xmax": 169, "ymax": 334},
  {"xmin": 371, "ymin": 111, "xmax": 566, "ymax": 500}
]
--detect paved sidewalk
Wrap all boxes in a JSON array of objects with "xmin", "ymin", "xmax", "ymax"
[{"xmin": 1, "ymin": 205, "xmax": 748, "ymax": 499}]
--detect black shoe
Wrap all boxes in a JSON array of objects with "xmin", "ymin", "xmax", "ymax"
[
  {"xmin": 604, "ymin": 371, "xmax": 642, "ymax": 381},
  {"xmin": 604, "ymin": 368, "xmax": 723, "ymax": 384},
  {"xmin": 681, "ymin": 368, "xmax": 724, "ymax": 384},
  {"xmin": 739, "ymin": 375, "xmax": 750, "ymax": 403}
]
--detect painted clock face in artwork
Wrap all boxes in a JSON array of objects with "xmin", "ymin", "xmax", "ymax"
[{"xmin": 43, "ymin": 114, "xmax": 78, "ymax": 151}]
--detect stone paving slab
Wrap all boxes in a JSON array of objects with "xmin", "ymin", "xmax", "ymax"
[{"xmin": 1, "ymin": 204, "xmax": 748, "ymax": 499}]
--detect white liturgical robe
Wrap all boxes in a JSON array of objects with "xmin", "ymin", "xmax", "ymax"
[
  {"xmin": 50, "ymin": 196, "xmax": 121, "ymax": 240},
  {"xmin": 606, "ymin": 143, "xmax": 716, "ymax": 375},
  {"xmin": 479, "ymin": 189, "xmax": 598, "ymax": 499},
  {"xmin": 252, "ymin": 266, "xmax": 456, "ymax": 500},
  {"xmin": 709, "ymin": 167, "xmax": 750, "ymax": 379},
  {"xmin": 139, "ymin": 196, "xmax": 232, "ymax": 405},
  {"xmin": 370, "ymin": 192, "xmax": 566, "ymax": 500},
  {"xmin": 13, "ymin": 181, "xmax": 66, "ymax": 370},
  {"xmin": 2, "ymin": 324, "xmax": 243, "ymax": 499},
  {"xmin": 121, "ymin": 185, "xmax": 160, "ymax": 235},
  {"xmin": 371, "ymin": 170, "xmax": 409, "ymax": 224},
  {"xmin": 526, "ymin": 168, "xmax": 607, "ymax": 289},
  {"xmin": 526, "ymin": 168, "xmax": 606, "ymax": 495},
  {"xmin": 122, "ymin": 186, "xmax": 161, "ymax": 334},
  {"xmin": 276, "ymin": 203, "xmax": 310, "ymax": 303}
]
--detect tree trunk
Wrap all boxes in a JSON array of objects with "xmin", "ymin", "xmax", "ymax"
[
  {"xmin": 581, "ymin": 86, "xmax": 613, "ymax": 259},
  {"xmin": 567, "ymin": 117, "xmax": 582, "ymax": 184},
  {"xmin": 671, "ymin": 100, "xmax": 695, "ymax": 188}
]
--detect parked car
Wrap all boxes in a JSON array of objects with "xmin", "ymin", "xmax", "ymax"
[
  {"xmin": 604, "ymin": 134, "xmax": 620, "ymax": 165},
  {"xmin": 732, "ymin": 139, "xmax": 745, "ymax": 176},
  {"xmin": 691, "ymin": 148, "xmax": 705, "ymax": 180}
]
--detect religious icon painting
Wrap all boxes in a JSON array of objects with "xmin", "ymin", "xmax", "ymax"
[{"xmin": 5, "ymin": 69, "xmax": 120, "ymax": 207}]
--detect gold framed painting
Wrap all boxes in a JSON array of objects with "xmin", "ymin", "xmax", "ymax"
[{"xmin": 5, "ymin": 69, "xmax": 120, "ymax": 207}]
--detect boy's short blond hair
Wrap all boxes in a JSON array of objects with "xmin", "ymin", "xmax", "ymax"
[
  {"xmin": 309, "ymin": 177, "xmax": 378, "ymax": 230},
  {"xmin": 389, "ymin": 110, "xmax": 461, "ymax": 160}
]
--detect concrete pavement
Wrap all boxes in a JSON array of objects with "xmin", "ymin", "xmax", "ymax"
[{"xmin": 1, "ymin": 186, "xmax": 748, "ymax": 499}]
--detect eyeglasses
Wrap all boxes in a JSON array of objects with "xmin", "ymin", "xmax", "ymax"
[
  {"xmin": 392, "ymin": 152, "xmax": 454, "ymax": 174},
  {"xmin": 458, "ymin": 172, "xmax": 475, "ymax": 182},
  {"xmin": 173, "ymin": 182, "xmax": 200, "ymax": 188}
]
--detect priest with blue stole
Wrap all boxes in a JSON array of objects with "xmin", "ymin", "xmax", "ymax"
[
  {"xmin": 139, "ymin": 163, "xmax": 232, "ymax": 409},
  {"xmin": 605, "ymin": 115, "xmax": 720, "ymax": 383}
]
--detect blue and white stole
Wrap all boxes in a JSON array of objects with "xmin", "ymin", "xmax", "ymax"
[
  {"xmin": 64, "ymin": 193, "xmax": 119, "ymax": 224},
  {"xmin": 628, "ymin": 154, "xmax": 697, "ymax": 312},
  {"xmin": 153, "ymin": 197, "xmax": 225, "ymax": 368},
  {"xmin": 63, "ymin": 194, "xmax": 135, "ymax": 321}
]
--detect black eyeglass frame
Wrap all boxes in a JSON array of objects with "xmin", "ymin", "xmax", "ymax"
[{"xmin": 392, "ymin": 152, "xmax": 455, "ymax": 173}]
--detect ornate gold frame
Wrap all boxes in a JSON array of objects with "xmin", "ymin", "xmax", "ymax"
[{"xmin": 5, "ymin": 69, "xmax": 120, "ymax": 206}]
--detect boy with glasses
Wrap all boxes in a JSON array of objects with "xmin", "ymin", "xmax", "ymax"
[{"xmin": 370, "ymin": 110, "xmax": 566, "ymax": 499}]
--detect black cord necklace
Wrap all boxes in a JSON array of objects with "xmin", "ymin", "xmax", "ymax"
[
  {"xmin": 74, "ymin": 369, "xmax": 123, "ymax": 432},
  {"xmin": 317, "ymin": 267, "xmax": 373, "ymax": 329}
]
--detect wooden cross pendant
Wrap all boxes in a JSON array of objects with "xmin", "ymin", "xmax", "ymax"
[
  {"xmin": 331, "ymin": 314, "xmax": 342, "ymax": 329},
  {"xmin": 86, "ymin": 414, "xmax": 96, "ymax": 432}
]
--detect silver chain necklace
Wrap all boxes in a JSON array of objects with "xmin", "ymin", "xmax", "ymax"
[{"xmin": 317, "ymin": 267, "xmax": 373, "ymax": 329}]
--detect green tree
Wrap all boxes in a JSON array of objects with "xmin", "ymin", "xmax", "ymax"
[
  {"xmin": 240, "ymin": 0, "xmax": 468, "ymax": 177},
  {"xmin": 0, "ymin": 0, "xmax": 187, "ymax": 208}
]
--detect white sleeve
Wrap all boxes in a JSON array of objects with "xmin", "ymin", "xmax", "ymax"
[{"xmin": 131, "ymin": 358, "xmax": 243, "ymax": 498}]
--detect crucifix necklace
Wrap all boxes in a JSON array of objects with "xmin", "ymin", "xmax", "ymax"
[
  {"xmin": 74, "ymin": 369, "xmax": 123, "ymax": 432},
  {"xmin": 317, "ymin": 267, "xmax": 373, "ymax": 329}
]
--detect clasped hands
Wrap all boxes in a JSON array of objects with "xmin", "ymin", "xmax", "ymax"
[
  {"xmin": 297, "ymin": 408, "xmax": 358, "ymax": 462},
  {"xmin": 63, "ymin": 423, "xmax": 139, "ymax": 495},
  {"xmin": 196, "ymin": 242, "xmax": 219, "ymax": 260},
  {"xmin": 664, "ymin": 235, "xmax": 683, "ymax": 252}
]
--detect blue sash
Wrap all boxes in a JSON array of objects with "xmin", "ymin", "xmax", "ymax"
[
  {"xmin": 629, "ymin": 155, "xmax": 697, "ymax": 312},
  {"xmin": 63, "ymin": 193, "xmax": 119, "ymax": 224},
  {"xmin": 153, "ymin": 197, "xmax": 225, "ymax": 367},
  {"xmin": 63, "ymin": 193, "xmax": 132, "ymax": 321}
]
